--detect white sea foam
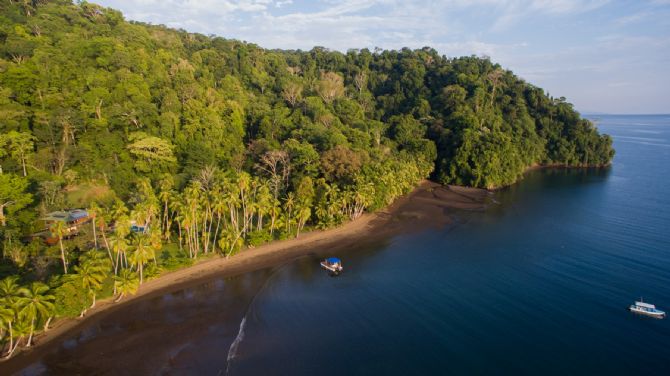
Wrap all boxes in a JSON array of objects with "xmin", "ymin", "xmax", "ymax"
[
  {"xmin": 225, "ymin": 266, "xmax": 282, "ymax": 375},
  {"xmin": 226, "ymin": 316, "xmax": 247, "ymax": 375},
  {"xmin": 633, "ymin": 130, "xmax": 662, "ymax": 135},
  {"xmin": 617, "ymin": 140, "xmax": 670, "ymax": 148},
  {"xmin": 615, "ymin": 136, "xmax": 666, "ymax": 142}
]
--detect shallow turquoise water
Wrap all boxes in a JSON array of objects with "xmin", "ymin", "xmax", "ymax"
[{"xmin": 12, "ymin": 115, "xmax": 670, "ymax": 375}]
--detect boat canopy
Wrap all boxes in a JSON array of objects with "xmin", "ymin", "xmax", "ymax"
[
  {"xmin": 635, "ymin": 301, "xmax": 656, "ymax": 309},
  {"xmin": 326, "ymin": 257, "xmax": 341, "ymax": 264}
]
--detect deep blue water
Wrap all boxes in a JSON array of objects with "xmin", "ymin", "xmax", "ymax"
[
  {"xmin": 230, "ymin": 114, "xmax": 670, "ymax": 375},
  {"xmin": 11, "ymin": 115, "xmax": 670, "ymax": 375}
]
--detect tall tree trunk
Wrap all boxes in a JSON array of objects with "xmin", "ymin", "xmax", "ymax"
[
  {"xmin": 59, "ymin": 239, "xmax": 68, "ymax": 274},
  {"xmin": 114, "ymin": 293, "xmax": 124, "ymax": 303},
  {"xmin": 167, "ymin": 211, "xmax": 176, "ymax": 242},
  {"xmin": 177, "ymin": 221, "xmax": 183, "ymax": 252},
  {"xmin": 43, "ymin": 316, "xmax": 52, "ymax": 332},
  {"xmin": 6, "ymin": 334, "xmax": 20, "ymax": 359},
  {"xmin": 206, "ymin": 207, "xmax": 215, "ymax": 254},
  {"xmin": 26, "ymin": 317, "xmax": 35, "ymax": 347},
  {"xmin": 162, "ymin": 200, "xmax": 169, "ymax": 238},
  {"xmin": 102, "ymin": 231, "xmax": 112, "ymax": 263},
  {"xmin": 213, "ymin": 213, "xmax": 222, "ymax": 253},
  {"xmin": 92, "ymin": 218, "xmax": 98, "ymax": 249},
  {"xmin": 193, "ymin": 210, "xmax": 200, "ymax": 257},
  {"xmin": 114, "ymin": 250, "xmax": 121, "ymax": 275},
  {"xmin": 270, "ymin": 212, "xmax": 276, "ymax": 235},
  {"xmin": 6, "ymin": 322, "xmax": 13, "ymax": 359}
]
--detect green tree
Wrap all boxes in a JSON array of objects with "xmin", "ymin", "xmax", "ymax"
[
  {"xmin": 1, "ymin": 131, "xmax": 34, "ymax": 176},
  {"xmin": 0, "ymin": 174, "xmax": 32, "ymax": 227},
  {"xmin": 17, "ymin": 282, "xmax": 55, "ymax": 347},
  {"xmin": 316, "ymin": 72, "xmax": 345, "ymax": 104},
  {"xmin": 127, "ymin": 132, "xmax": 176, "ymax": 172},
  {"xmin": 109, "ymin": 234, "xmax": 129, "ymax": 275},
  {"xmin": 0, "ymin": 302, "xmax": 17, "ymax": 358},
  {"xmin": 73, "ymin": 253, "xmax": 109, "ymax": 313},
  {"xmin": 130, "ymin": 235, "xmax": 155, "ymax": 284},
  {"xmin": 113, "ymin": 269, "xmax": 140, "ymax": 302},
  {"xmin": 0, "ymin": 277, "xmax": 22, "ymax": 304}
]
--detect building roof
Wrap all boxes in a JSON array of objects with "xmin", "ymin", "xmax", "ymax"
[
  {"xmin": 42, "ymin": 209, "xmax": 89, "ymax": 222},
  {"xmin": 69, "ymin": 209, "xmax": 89, "ymax": 220}
]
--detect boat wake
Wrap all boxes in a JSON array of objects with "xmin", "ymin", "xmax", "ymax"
[
  {"xmin": 225, "ymin": 317, "xmax": 247, "ymax": 375},
  {"xmin": 225, "ymin": 265, "xmax": 286, "ymax": 375}
]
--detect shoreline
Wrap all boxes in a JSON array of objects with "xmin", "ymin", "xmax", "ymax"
[
  {"xmin": 2, "ymin": 180, "xmax": 490, "ymax": 372},
  {"xmin": 484, "ymin": 163, "xmax": 613, "ymax": 191}
]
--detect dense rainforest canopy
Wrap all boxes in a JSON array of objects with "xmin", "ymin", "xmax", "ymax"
[{"xmin": 0, "ymin": 0, "xmax": 613, "ymax": 356}]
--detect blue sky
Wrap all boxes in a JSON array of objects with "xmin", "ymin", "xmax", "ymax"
[{"xmin": 95, "ymin": 0, "xmax": 670, "ymax": 114}]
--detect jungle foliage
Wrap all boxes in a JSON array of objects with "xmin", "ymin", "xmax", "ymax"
[{"xmin": 0, "ymin": 0, "xmax": 613, "ymax": 357}]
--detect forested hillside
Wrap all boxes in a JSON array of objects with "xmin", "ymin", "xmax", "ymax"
[{"xmin": 0, "ymin": 0, "xmax": 612, "ymax": 356}]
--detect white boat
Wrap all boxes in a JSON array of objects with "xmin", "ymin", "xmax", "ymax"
[
  {"xmin": 320, "ymin": 257, "xmax": 343, "ymax": 274},
  {"xmin": 629, "ymin": 299, "xmax": 665, "ymax": 318}
]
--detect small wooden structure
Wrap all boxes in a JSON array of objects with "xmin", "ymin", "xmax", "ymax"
[{"xmin": 40, "ymin": 209, "xmax": 91, "ymax": 245}]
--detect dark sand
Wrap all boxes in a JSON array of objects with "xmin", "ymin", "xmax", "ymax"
[{"xmin": 2, "ymin": 181, "xmax": 490, "ymax": 375}]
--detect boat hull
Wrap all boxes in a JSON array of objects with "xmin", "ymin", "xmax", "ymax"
[
  {"xmin": 320, "ymin": 262, "xmax": 342, "ymax": 273},
  {"xmin": 629, "ymin": 306, "xmax": 666, "ymax": 318}
]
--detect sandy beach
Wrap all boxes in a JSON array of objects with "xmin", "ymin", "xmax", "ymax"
[{"xmin": 2, "ymin": 181, "xmax": 489, "ymax": 374}]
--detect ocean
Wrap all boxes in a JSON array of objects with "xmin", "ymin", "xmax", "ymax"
[{"xmin": 10, "ymin": 115, "xmax": 670, "ymax": 375}]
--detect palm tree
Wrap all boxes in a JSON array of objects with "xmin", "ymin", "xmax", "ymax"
[
  {"xmin": 73, "ymin": 255, "xmax": 108, "ymax": 313},
  {"xmin": 219, "ymin": 228, "xmax": 243, "ymax": 257},
  {"xmin": 0, "ymin": 277, "xmax": 22, "ymax": 357},
  {"xmin": 0, "ymin": 276, "xmax": 22, "ymax": 303},
  {"xmin": 4, "ymin": 317, "xmax": 30, "ymax": 358},
  {"xmin": 284, "ymin": 192, "xmax": 295, "ymax": 233},
  {"xmin": 50, "ymin": 220, "xmax": 68, "ymax": 274},
  {"xmin": 295, "ymin": 205, "xmax": 311, "ymax": 237},
  {"xmin": 89, "ymin": 202, "xmax": 100, "ymax": 249},
  {"xmin": 109, "ymin": 234, "xmax": 129, "ymax": 274},
  {"xmin": 255, "ymin": 184, "xmax": 272, "ymax": 231},
  {"xmin": 184, "ymin": 183, "xmax": 202, "ymax": 256},
  {"xmin": 0, "ymin": 301, "xmax": 16, "ymax": 358},
  {"xmin": 94, "ymin": 205, "xmax": 113, "ymax": 262},
  {"xmin": 223, "ymin": 181, "xmax": 241, "ymax": 233},
  {"xmin": 268, "ymin": 198, "xmax": 280, "ymax": 234},
  {"xmin": 110, "ymin": 199, "xmax": 129, "ymax": 221},
  {"xmin": 114, "ymin": 214, "xmax": 131, "ymax": 239},
  {"xmin": 181, "ymin": 210, "xmax": 194, "ymax": 258},
  {"xmin": 113, "ymin": 269, "xmax": 140, "ymax": 302},
  {"xmin": 17, "ymin": 282, "xmax": 55, "ymax": 347},
  {"xmin": 130, "ymin": 235, "xmax": 154, "ymax": 284},
  {"xmin": 149, "ymin": 228, "xmax": 161, "ymax": 265},
  {"xmin": 211, "ymin": 192, "xmax": 228, "ymax": 253},
  {"xmin": 112, "ymin": 214, "xmax": 132, "ymax": 270},
  {"xmin": 157, "ymin": 175, "xmax": 174, "ymax": 235}
]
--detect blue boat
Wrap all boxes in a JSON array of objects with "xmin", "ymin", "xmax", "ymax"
[{"xmin": 321, "ymin": 257, "xmax": 343, "ymax": 274}]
